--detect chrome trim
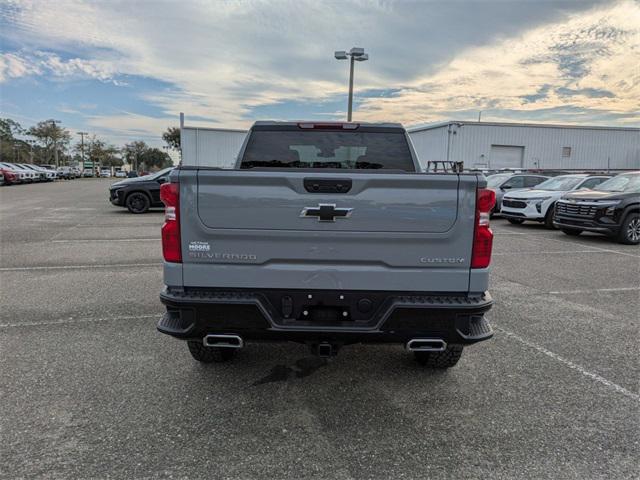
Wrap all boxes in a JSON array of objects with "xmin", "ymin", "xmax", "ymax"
[
  {"xmin": 406, "ymin": 338, "xmax": 447, "ymax": 352},
  {"xmin": 203, "ymin": 334, "xmax": 244, "ymax": 348}
]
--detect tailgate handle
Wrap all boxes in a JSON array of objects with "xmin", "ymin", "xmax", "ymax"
[{"xmin": 304, "ymin": 178, "xmax": 352, "ymax": 194}]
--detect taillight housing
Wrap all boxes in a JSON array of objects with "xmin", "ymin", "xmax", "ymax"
[
  {"xmin": 471, "ymin": 188, "xmax": 496, "ymax": 269},
  {"xmin": 160, "ymin": 182, "xmax": 181, "ymax": 263}
]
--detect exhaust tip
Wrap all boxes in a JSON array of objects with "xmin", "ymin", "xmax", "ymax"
[
  {"xmin": 203, "ymin": 334, "xmax": 243, "ymax": 349},
  {"xmin": 406, "ymin": 338, "xmax": 447, "ymax": 352}
]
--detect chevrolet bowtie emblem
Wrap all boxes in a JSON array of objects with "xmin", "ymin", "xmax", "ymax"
[{"xmin": 300, "ymin": 203, "xmax": 353, "ymax": 222}]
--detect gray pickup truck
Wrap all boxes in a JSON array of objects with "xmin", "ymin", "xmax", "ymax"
[{"xmin": 158, "ymin": 121, "xmax": 496, "ymax": 368}]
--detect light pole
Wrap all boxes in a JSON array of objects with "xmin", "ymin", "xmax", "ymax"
[
  {"xmin": 334, "ymin": 47, "xmax": 369, "ymax": 122},
  {"xmin": 26, "ymin": 139, "xmax": 35, "ymax": 162},
  {"xmin": 77, "ymin": 132, "xmax": 88, "ymax": 170},
  {"xmin": 48, "ymin": 119, "xmax": 62, "ymax": 167}
]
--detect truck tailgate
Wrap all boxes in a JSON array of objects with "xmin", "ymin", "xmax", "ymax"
[
  {"xmin": 197, "ymin": 171, "xmax": 459, "ymax": 233},
  {"xmin": 178, "ymin": 169, "xmax": 479, "ymax": 292}
]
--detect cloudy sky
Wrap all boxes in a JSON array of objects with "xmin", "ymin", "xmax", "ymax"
[{"xmin": 1, "ymin": 0, "xmax": 639, "ymax": 148}]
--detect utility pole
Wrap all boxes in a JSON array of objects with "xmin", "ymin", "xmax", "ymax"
[
  {"xmin": 48, "ymin": 119, "xmax": 62, "ymax": 168},
  {"xmin": 77, "ymin": 131, "xmax": 88, "ymax": 171},
  {"xmin": 478, "ymin": 111, "xmax": 482, "ymax": 122},
  {"xmin": 334, "ymin": 48, "xmax": 369, "ymax": 122}
]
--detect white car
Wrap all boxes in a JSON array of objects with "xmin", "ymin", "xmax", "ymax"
[
  {"xmin": 19, "ymin": 164, "xmax": 56, "ymax": 182},
  {"xmin": 100, "ymin": 169, "xmax": 112, "ymax": 178},
  {"xmin": 114, "ymin": 170, "xmax": 127, "ymax": 178},
  {"xmin": 501, "ymin": 174, "xmax": 610, "ymax": 228},
  {"xmin": 0, "ymin": 162, "xmax": 36, "ymax": 182}
]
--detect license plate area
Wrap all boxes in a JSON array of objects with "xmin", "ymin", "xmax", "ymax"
[{"xmin": 261, "ymin": 290, "xmax": 387, "ymax": 328}]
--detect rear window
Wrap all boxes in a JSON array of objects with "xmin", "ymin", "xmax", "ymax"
[{"xmin": 240, "ymin": 130, "xmax": 415, "ymax": 171}]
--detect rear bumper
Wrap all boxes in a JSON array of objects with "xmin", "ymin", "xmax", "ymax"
[{"xmin": 158, "ymin": 287, "xmax": 493, "ymax": 346}]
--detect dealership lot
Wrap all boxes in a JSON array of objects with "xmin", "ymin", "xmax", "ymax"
[{"xmin": 1, "ymin": 179, "xmax": 638, "ymax": 479}]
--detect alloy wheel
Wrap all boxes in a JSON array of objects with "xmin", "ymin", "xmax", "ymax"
[{"xmin": 627, "ymin": 218, "xmax": 640, "ymax": 242}]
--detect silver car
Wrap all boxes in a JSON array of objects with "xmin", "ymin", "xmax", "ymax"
[{"xmin": 486, "ymin": 173, "xmax": 549, "ymax": 214}]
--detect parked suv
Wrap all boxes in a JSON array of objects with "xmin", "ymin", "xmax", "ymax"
[
  {"xmin": 19, "ymin": 164, "xmax": 56, "ymax": 182},
  {"xmin": 109, "ymin": 167, "xmax": 173, "ymax": 213},
  {"xmin": 0, "ymin": 166, "xmax": 18, "ymax": 185},
  {"xmin": 0, "ymin": 162, "xmax": 35, "ymax": 183},
  {"xmin": 554, "ymin": 172, "xmax": 640, "ymax": 244},
  {"xmin": 501, "ymin": 174, "xmax": 610, "ymax": 228},
  {"xmin": 486, "ymin": 173, "xmax": 549, "ymax": 213},
  {"xmin": 56, "ymin": 166, "xmax": 74, "ymax": 180}
]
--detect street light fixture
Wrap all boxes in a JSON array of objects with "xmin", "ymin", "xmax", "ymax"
[{"xmin": 334, "ymin": 47, "xmax": 369, "ymax": 122}]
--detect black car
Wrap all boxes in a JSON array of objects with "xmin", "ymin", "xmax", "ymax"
[
  {"xmin": 109, "ymin": 167, "xmax": 173, "ymax": 213},
  {"xmin": 554, "ymin": 171, "xmax": 640, "ymax": 244}
]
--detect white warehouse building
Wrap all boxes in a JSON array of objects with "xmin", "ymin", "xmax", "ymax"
[
  {"xmin": 407, "ymin": 121, "xmax": 640, "ymax": 171},
  {"xmin": 178, "ymin": 115, "xmax": 639, "ymax": 172}
]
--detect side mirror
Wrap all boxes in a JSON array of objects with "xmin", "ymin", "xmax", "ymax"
[
  {"xmin": 501, "ymin": 185, "xmax": 511, "ymax": 190},
  {"xmin": 157, "ymin": 177, "xmax": 166, "ymax": 184}
]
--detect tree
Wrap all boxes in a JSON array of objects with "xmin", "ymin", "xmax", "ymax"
[
  {"xmin": 28, "ymin": 120, "xmax": 71, "ymax": 167},
  {"xmin": 123, "ymin": 141, "xmax": 148, "ymax": 171},
  {"xmin": 162, "ymin": 127, "xmax": 180, "ymax": 150},
  {"xmin": 140, "ymin": 148, "xmax": 172, "ymax": 170},
  {"xmin": 76, "ymin": 136, "xmax": 122, "ymax": 168},
  {"xmin": 0, "ymin": 118, "xmax": 24, "ymax": 162}
]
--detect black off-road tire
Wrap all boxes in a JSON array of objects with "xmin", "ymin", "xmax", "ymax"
[
  {"xmin": 507, "ymin": 218, "xmax": 525, "ymax": 225},
  {"xmin": 544, "ymin": 204, "xmax": 557, "ymax": 229},
  {"xmin": 414, "ymin": 344, "xmax": 464, "ymax": 368},
  {"xmin": 561, "ymin": 228, "xmax": 582, "ymax": 236},
  {"xmin": 618, "ymin": 213, "xmax": 640, "ymax": 245},
  {"xmin": 125, "ymin": 192, "xmax": 151, "ymax": 214},
  {"xmin": 187, "ymin": 341, "xmax": 237, "ymax": 363}
]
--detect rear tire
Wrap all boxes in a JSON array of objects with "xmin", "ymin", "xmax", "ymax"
[
  {"xmin": 414, "ymin": 344, "xmax": 464, "ymax": 368},
  {"xmin": 187, "ymin": 341, "xmax": 237, "ymax": 363},
  {"xmin": 125, "ymin": 192, "xmax": 150, "ymax": 214},
  {"xmin": 507, "ymin": 218, "xmax": 524, "ymax": 225},
  {"xmin": 618, "ymin": 213, "xmax": 640, "ymax": 245},
  {"xmin": 561, "ymin": 228, "xmax": 582, "ymax": 236}
]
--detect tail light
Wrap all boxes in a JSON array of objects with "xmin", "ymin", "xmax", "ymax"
[
  {"xmin": 160, "ymin": 182, "xmax": 181, "ymax": 263},
  {"xmin": 471, "ymin": 188, "xmax": 496, "ymax": 269}
]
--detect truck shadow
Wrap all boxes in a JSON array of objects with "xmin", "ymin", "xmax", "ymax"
[
  {"xmin": 197, "ymin": 344, "xmax": 452, "ymax": 386},
  {"xmin": 252, "ymin": 356, "xmax": 328, "ymax": 385}
]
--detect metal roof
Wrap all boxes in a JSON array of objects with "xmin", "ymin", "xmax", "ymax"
[
  {"xmin": 407, "ymin": 120, "xmax": 640, "ymax": 133},
  {"xmin": 253, "ymin": 120, "xmax": 404, "ymax": 128}
]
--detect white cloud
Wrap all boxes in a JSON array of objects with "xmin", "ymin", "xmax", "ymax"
[
  {"xmin": 1, "ymin": 0, "xmax": 638, "ymax": 133},
  {"xmin": 0, "ymin": 51, "xmax": 120, "ymax": 83},
  {"xmin": 0, "ymin": 52, "xmax": 40, "ymax": 81}
]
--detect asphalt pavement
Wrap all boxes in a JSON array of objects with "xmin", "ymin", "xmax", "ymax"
[{"xmin": 1, "ymin": 179, "xmax": 638, "ymax": 479}]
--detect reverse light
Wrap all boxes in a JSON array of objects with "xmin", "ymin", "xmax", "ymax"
[
  {"xmin": 471, "ymin": 188, "xmax": 496, "ymax": 269},
  {"xmin": 160, "ymin": 182, "xmax": 181, "ymax": 263}
]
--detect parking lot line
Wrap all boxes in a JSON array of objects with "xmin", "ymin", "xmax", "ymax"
[
  {"xmin": 0, "ymin": 313, "xmax": 160, "ymax": 329},
  {"xmin": 0, "ymin": 262, "xmax": 162, "ymax": 272},
  {"xmin": 548, "ymin": 287, "xmax": 640, "ymax": 294},
  {"xmin": 527, "ymin": 235, "xmax": 640, "ymax": 258},
  {"xmin": 496, "ymin": 326, "xmax": 640, "ymax": 403}
]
